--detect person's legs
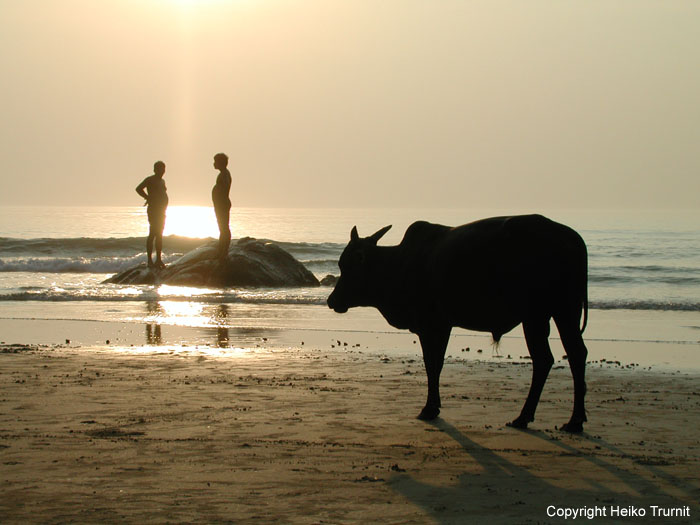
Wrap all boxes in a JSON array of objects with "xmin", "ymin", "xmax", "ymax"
[
  {"xmin": 215, "ymin": 204, "xmax": 231, "ymax": 259},
  {"xmin": 149, "ymin": 207, "xmax": 166, "ymax": 268},
  {"xmin": 146, "ymin": 228, "xmax": 155, "ymax": 267},
  {"xmin": 155, "ymin": 209, "xmax": 166, "ymax": 268},
  {"xmin": 155, "ymin": 232, "xmax": 164, "ymax": 267}
]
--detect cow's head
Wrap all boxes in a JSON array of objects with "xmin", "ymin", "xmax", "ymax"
[{"xmin": 327, "ymin": 225, "xmax": 392, "ymax": 313}]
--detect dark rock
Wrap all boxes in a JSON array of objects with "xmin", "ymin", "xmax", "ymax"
[
  {"xmin": 104, "ymin": 238, "xmax": 320, "ymax": 288},
  {"xmin": 320, "ymin": 274, "xmax": 338, "ymax": 286}
]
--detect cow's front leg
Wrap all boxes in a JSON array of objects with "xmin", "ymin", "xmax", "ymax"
[{"xmin": 417, "ymin": 327, "xmax": 451, "ymax": 420}]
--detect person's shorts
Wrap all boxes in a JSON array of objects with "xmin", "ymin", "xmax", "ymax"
[
  {"xmin": 214, "ymin": 200, "xmax": 231, "ymax": 229},
  {"xmin": 147, "ymin": 206, "xmax": 166, "ymax": 231}
]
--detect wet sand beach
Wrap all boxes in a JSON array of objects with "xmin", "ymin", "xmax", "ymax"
[{"xmin": 1, "ymin": 333, "xmax": 699, "ymax": 524}]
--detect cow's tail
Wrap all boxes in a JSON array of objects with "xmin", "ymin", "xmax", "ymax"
[
  {"xmin": 580, "ymin": 243, "xmax": 589, "ymax": 335},
  {"xmin": 580, "ymin": 292, "xmax": 588, "ymax": 335}
]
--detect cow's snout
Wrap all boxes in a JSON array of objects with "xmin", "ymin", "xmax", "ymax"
[
  {"xmin": 331, "ymin": 304, "xmax": 348, "ymax": 314},
  {"xmin": 327, "ymin": 290, "xmax": 348, "ymax": 314}
]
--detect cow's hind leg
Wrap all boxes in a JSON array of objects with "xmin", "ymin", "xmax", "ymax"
[
  {"xmin": 417, "ymin": 327, "xmax": 451, "ymax": 420},
  {"xmin": 507, "ymin": 318, "xmax": 554, "ymax": 429},
  {"xmin": 555, "ymin": 316, "xmax": 588, "ymax": 433}
]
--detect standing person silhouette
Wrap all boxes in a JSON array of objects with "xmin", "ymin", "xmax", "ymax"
[
  {"xmin": 212, "ymin": 153, "xmax": 232, "ymax": 260},
  {"xmin": 135, "ymin": 161, "xmax": 169, "ymax": 269}
]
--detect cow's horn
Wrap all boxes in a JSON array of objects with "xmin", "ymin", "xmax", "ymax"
[
  {"xmin": 351, "ymin": 226, "xmax": 359, "ymax": 241},
  {"xmin": 370, "ymin": 225, "xmax": 392, "ymax": 244}
]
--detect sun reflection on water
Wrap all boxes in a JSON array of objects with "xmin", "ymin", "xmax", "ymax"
[
  {"xmin": 150, "ymin": 300, "xmax": 205, "ymax": 327},
  {"xmin": 163, "ymin": 206, "xmax": 220, "ymax": 239},
  {"xmin": 127, "ymin": 299, "xmax": 262, "ymax": 357}
]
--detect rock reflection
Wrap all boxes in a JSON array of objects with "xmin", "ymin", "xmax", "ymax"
[
  {"xmin": 214, "ymin": 304, "xmax": 230, "ymax": 348},
  {"xmin": 138, "ymin": 301, "xmax": 280, "ymax": 350},
  {"xmin": 145, "ymin": 300, "xmax": 163, "ymax": 345}
]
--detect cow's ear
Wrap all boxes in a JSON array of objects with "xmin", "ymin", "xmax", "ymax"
[
  {"xmin": 369, "ymin": 225, "xmax": 392, "ymax": 245},
  {"xmin": 351, "ymin": 226, "xmax": 359, "ymax": 242}
]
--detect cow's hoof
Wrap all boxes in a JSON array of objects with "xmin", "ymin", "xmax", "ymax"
[
  {"xmin": 417, "ymin": 406, "xmax": 440, "ymax": 420},
  {"xmin": 560, "ymin": 421, "xmax": 584, "ymax": 433},
  {"xmin": 506, "ymin": 416, "xmax": 531, "ymax": 429}
]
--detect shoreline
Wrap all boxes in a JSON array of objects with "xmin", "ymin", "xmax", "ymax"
[
  {"xmin": 1, "ymin": 340, "xmax": 698, "ymax": 523},
  {"xmin": 1, "ymin": 309, "xmax": 699, "ymax": 373}
]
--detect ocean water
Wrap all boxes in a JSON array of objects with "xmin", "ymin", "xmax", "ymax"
[{"xmin": 0, "ymin": 206, "xmax": 699, "ymax": 359}]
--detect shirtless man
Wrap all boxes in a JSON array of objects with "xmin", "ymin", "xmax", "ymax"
[
  {"xmin": 135, "ymin": 161, "xmax": 169, "ymax": 269},
  {"xmin": 212, "ymin": 153, "xmax": 232, "ymax": 260}
]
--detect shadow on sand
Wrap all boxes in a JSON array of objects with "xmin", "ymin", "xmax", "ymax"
[{"xmin": 390, "ymin": 419, "xmax": 697, "ymax": 524}]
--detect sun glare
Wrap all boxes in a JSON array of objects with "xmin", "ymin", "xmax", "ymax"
[
  {"xmin": 168, "ymin": 0, "xmax": 236, "ymax": 9},
  {"xmin": 157, "ymin": 300, "xmax": 206, "ymax": 327},
  {"xmin": 164, "ymin": 206, "xmax": 219, "ymax": 238}
]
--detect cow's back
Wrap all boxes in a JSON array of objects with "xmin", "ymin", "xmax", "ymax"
[{"xmin": 398, "ymin": 215, "xmax": 587, "ymax": 335}]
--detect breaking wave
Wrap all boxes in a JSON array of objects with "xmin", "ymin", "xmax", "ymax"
[
  {"xmin": 589, "ymin": 300, "xmax": 700, "ymax": 312},
  {"xmin": 0, "ymin": 236, "xmax": 344, "ymax": 275},
  {"xmin": 0, "ymin": 289, "xmax": 697, "ymax": 312},
  {"xmin": 0, "ymin": 289, "xmax": 327, "ymax": 306},
  {"xmin": 0, "ymin": 254, "xmax": 184, "ymax": 274},
  {"xmin": 0, "ymin": 235, "xmax": 205, "ymax": 257}
]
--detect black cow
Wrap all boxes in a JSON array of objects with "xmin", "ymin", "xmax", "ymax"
[{"xmin": 327, "ymin": 214, "xmax": 589, "ymax": 432}]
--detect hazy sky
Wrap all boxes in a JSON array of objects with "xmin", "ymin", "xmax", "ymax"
[{"xmin": 1, "ymin": 1, "xmax": 699, "ymax": 209}]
